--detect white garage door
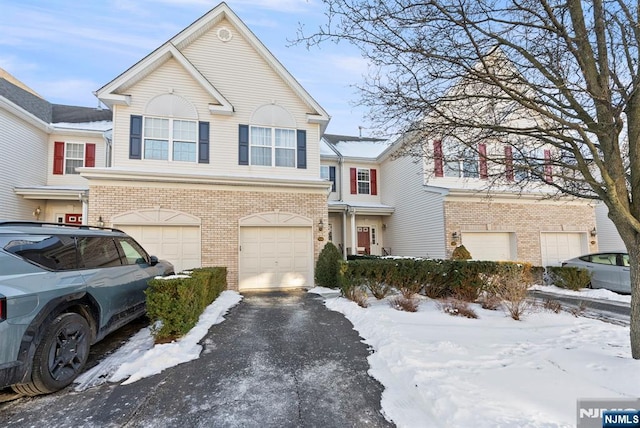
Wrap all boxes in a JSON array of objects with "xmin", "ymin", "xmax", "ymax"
[
  {"xmin": 118, "ymin": 225, "xmax": 201, "ymax": 273},
  {"xmin": 239, "ymin": 226, "xmax": 312, "ymax": 290},
  {"xmin": 540, "ymin": 232, "xmax": 585, "ymax": 267},
  {"xmin": 462, "ymin": 232, "xmax": 514, "ymax": 261}
]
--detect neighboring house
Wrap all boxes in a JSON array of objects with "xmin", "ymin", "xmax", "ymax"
[
  {"xmin": 82, "ymin": 3, "xmax": 330, "ymax": 290},
  {"xmin": 320, "ymin": 134, "xmax": 393, "ymax": 257},
  {"xmin": 0, "ymin": 69, "xmax": 112, "ymax": 224}
]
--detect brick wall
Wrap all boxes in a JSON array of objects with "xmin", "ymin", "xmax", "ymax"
[
  {"xmin": 88, "ymin": 184, "xmax": 327, "ymax": 290},
  {"xmin": 444, "ymin": 199, "xmax": 597, "ymax": 265}
]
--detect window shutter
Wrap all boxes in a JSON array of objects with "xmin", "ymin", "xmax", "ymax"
[
  {"xmin": 238, "ymin": 124, "xmax": 249, "ymax": 165},
  {"xmin": 350, "ymin": 168, "xmax": 357, "ymax": 194},
  {"xmin": 505, "ymin": 146, "xmax": 514, "ymax": 181},
  {"xmin": 544, "ymin": 149, "xmax": 553, "ymax": 182},
  {"xmin": 198, "ymin": 121, "xmax": 210, "ymax": 164},
  {"xmin": 371, "ymin": 169, "xmax": 378, "ymax": 195},
  {"xmin": 53, "ymin": 141, "xmax": 65, "ymax": 175},
  {"xmin": 329, "ymin": 166, "xmax": 336, "ymax": 192},
  {"xmin": 478, "ymin": 143, "xmax": 487, "ymax": 179},
  {"xmin": 433, "ymin": 140, "xmax": 443, "ymax": 177},
  {"xmin": 85, "ymin": 143, "xmax": 96, "ymax": 167},
  {"xmin": 297, "ymin": 130, "xmax": 307, "ymax": 169},
  {"xmin": 129, "ymin": 115, "xmax": 142, "ymax": 160}
]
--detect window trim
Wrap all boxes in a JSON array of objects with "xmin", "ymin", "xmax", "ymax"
[
  {"xmin": 248, "ymin": 125, "xmax": 297, "ymax": 168},
  {"xmin": 142, "ymin": 116, "xmax": 199, "ymax": 163},
  {"xmin": 357, "ymin": 168, "xmax": 371, "ymax": 195}
]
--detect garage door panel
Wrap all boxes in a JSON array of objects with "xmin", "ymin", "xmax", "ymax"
[
  {"xmin": 462, "ymin": 232, "xmax": 514, "ymax": 261},
  {"xmin": 541, "ymin": 233, "xmax": 585, "ymax": 267},
  {"xmin": 239, "ymin": 227, "xmax": 312, "ymax": 290}
]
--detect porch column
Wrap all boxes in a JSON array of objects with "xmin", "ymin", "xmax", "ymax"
[
  {"xmin": 342, "ymin": 210, "xmax": 348, "ymax": 259},
  {"xmin": 80, "ymin": 192, "xmax": 89, "ymax": 225},
  {"xmin": 349, "ymin": 208, "xmax": 357, "ymax": 255}
]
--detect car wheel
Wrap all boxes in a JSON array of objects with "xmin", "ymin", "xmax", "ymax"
[{"xmin": 13, "ymin": 313, "xmax": 91, "ymax": 396}]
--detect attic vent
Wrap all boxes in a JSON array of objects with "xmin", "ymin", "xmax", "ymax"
[{"xmin": 217, "ymin": 27, "xmax": 232, "ymax": 42}]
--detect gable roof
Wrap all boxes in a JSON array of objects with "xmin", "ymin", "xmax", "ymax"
[{"xmin": 96, "ymin": 2, "xmax": 330, "ymax": 128}]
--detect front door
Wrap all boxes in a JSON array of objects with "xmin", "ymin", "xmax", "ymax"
[{"xmin": 357, "ymin": 227, "xmax": 370, "ymax": 255}]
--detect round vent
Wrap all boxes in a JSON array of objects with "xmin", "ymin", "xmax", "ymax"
[{"xmin": 217, "ymin": 27, "xmax": 232, "ymax": 42}]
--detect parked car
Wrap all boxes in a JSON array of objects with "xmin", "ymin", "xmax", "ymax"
[
  {"xmin": 0, "ymin": 221, "xmax": 173, "ymax": 396},
  {"xmin": 561, "ymin": 252, "xmax": 630, "ymax": 294}
]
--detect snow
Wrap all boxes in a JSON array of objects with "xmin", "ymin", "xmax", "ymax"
[
  {"xmin": 333, "ymin": 139, "xmax": 391, "ymax": 158},
  {"xmin": 73, "ymin": 283, "xmax": 636, "ymax": 427},
  {"xmin": 74, "ymin": 290, "xmax": 242, "ymax": 390},
  {"xmin": 531, "ymin": 284, "xmax": 631, "ymax": 304},
  {"xmin": 309, "ymin": 287, "xmax": 638, "ymax": 428}
]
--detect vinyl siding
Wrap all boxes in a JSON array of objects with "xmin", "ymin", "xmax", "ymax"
[
  {"xmin": 111, "ymin": 19, "xmax": 321, "ymax": 180},
  {"xmin": 0, "ymin": 109, "xmax": 48, "ymax": 219},
  {"xmin": 381, "ymin": 153, "xmax": 446, "ymax": 258},
  {"xmin": 595, "ymin": 203, "xmax": 625, "ymax": 252},
  {"xmin": 340, "ymin": 161, "xmax": 382, "ymax": 204}
]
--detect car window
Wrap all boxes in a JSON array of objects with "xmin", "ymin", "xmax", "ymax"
[
  {"xmin": 78, "ymin": 237, "xmax": 123, "ymax": 268},
  {"xmin": 590, "ymin": 254, "xmax": 617, "ymax": 265},
  {"xmin": 117, "ymin": 238, "xmax": 149, "ymax": 265},
  {"xmin": 2, "ymin": 235, "xmax": 77, "ymax": 270},
  {"xmin": 622, "ymin": 254, "xmax": 630, "ymax": 267}
]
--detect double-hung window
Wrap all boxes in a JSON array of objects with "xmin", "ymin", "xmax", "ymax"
[
  {"xmin": 444, "ymin": 146, "xmax": 479, "ymax": 178},
  {"xmin": 143, "ymin": 117, "xmax": 197, "ymax": 162},
  {"xmin": 250, "ymin": 126, "xmax": 296, "ymax": 167},
  {"xmin": 65, "ymin": 143, "xmax": 85, "ymax": 174},
  {"xmin": 357, "ymin": 169, "xmax": 371, "ymax": 194},
  {"xmin": 53, "ymin": 141, "xmax": 95, "ymax": 175}
]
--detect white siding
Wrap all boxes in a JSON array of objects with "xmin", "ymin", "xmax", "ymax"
[
  {"xmin": 381, "ymin": 153, "xmax": 446, "ymax": 258},
  {"xmin": 340, "ymin": 160, "xmax": 383, "ymax": 205},
  {"xmin": 595, "ymin": 203, "xmax": 625, "ymax": 252},
  {"xmin": 46, "ymin": 133, "xmax": 106, "ymax": 187},
  {"xmin": 111, "ymin": 18, "xmax": 321, "ymax": 181},
  {"xmin": 0, "ymin": 109, "xmax": 48, "ymax": 219}
]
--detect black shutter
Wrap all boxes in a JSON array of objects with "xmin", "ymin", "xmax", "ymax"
[
  {"xmin": 297, "ymin": 129, "xmax": 306, "ymax": 169},
  {"xmin": 129, "ymin": 115, "xmax": 142, "ymax": 159},
  {"xmin": 239, "ymin": 124, "xmax": 249, "ymax": 165},
  {"xmin": 329, "ymin": 166, "xmax": 336, "ymax": 192},
  {"xmin": 198, "ymin": 121, "xmax": 210, "ymax": 164}
]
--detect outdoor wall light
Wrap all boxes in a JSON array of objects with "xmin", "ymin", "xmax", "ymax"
[
  {"xmin": 33, "ymin": 207, "xmax": 41, "ymax": 219},
  {"xmin": 590, "ymin": 227, "xmax": 597, "ymax": 237},
  {"xmin": 318, "ymin": 219, "xmax": 324, "ymax": 232},
  {"xmin": 382, "ymin": 223, "xmax": 387, "ymax": 230},
  {"xmin": 97, "ymin": 216, "xmax": 105, "ymax": 228},
  {"xmin": 452, "ymin": 231, "xmax": 459, "ymax": 240}
]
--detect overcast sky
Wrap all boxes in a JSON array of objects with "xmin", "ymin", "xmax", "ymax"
[{"xmin": 0, "ymin": 0, "xmax": 370, "ymax": 135}]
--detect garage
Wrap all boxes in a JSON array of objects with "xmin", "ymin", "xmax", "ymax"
[
  {"xmin": 461, "ymin": 232, "xmax": 515, "ymax": 261},
  {"xmin": 540, "ymin": 232, "xmax": 586, "ymax": 267},
  {"xmin": 239, "ymin": 226, "xmax": 313, "ymax": 290},
  {"xmin": 112, "ymin": 208, "xmax": 202, "ymax": 274}
]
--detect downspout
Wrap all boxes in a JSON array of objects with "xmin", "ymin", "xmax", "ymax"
[{"xmin": 79, "ymin": 192, "xmax": 89, "ymax": 226}]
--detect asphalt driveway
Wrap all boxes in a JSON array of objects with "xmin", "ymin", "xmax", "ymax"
[{"xmin": 0, "ymin": 289, "xmax": 392, "ymax": 427}]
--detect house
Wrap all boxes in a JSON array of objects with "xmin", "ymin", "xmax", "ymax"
[
  {"xmin": 0, "ymin": 68, "xmax": 112, "ymax": 224},
  {"xmin": 320, "ymin": 134, "xmax": 393, "ymax": 257},
  {"xmin": 81, "ymin": 3, "xmax": 330, "ymax": 290}
]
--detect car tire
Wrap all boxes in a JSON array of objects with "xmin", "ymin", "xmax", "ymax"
[{"xmin": 13, "ymin": 312, "xmax": 91, "ymax": 396}]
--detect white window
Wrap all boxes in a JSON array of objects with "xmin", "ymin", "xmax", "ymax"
[
  {"xmin": 320, "ymin": 165, "xmax": 330, "ymax": 180},
  {"xmin": 250, "ymin": 126, "xmax": 296, "ymax": 167},
  {"xmin": 444, "ymin": 146, "xmax": 479, "ymax": 178},
  {"xmin": 143, "ymin": 117, "xmax": 197, "ymax": 162},
  {"xmin": 65, "ymin": 143, "xmax": 85, "ymax": 174},
  {"xmin": 357, "ymin": 168, "xmax": 370, "ymax": 194}
]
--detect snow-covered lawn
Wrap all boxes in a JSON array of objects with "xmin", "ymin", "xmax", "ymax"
[
  {"xmin": 74, "ymin": 285, "xmax": 636, "ymax": 427},
  {"xmin": 310, "ymin": 286, "xmax": 637, "ymax": 427}
]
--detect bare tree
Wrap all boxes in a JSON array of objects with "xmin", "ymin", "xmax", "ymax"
[{"xmin": 297, "ymin": 0, "xmax": 640, "ymax": 358}]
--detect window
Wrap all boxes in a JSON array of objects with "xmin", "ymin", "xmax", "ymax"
[
  {"xmin": 117, "ymin": 238, "xmax": 149, "ymax": 265},
  {"xmin": 357, "ymin": 169, "xmax": 370, "ymax": 194},
  {"xmin": 4, "ymin": 235, "xmax": 77, "ymax": 270},
  {"xmin": 514, "ymin": 150, "xmax": 547, "ymax": 182},
  {"xmin": 53, "ymin": 142, "xmax": 95, "ymax": 175},
  {"xmin": 143, "ymin": 117, "xmax": 198, "ymax": 162},
  {"xmin": 321, "ymin": 165, "xmax": 336, "ymax": 192},
  {"xmin": 321, "ymin": 165, "xmax": 330, "ymax": 180},
  {"xmin": 77, "ymin": 237, "xmax": 122, "ymax": 268},
  {"xmin": 249, "ymin": 126, "xmax": 296, "ymax": 167},
  {"xmin": 444, "ymin": 147, "xmax": 479, "ymax": 178}
]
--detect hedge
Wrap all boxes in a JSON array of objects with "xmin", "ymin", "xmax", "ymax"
[
  {"xmin": 145, "ymin": 267, "xmax": 227, "ymax": 342},
  {"xmin": 546, "ymin": 266, "xmax": 591, "ymax": 291}
]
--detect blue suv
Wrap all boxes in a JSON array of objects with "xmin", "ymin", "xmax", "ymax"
[{"xmin": 0, "ymin": 222, "xmax": 173, "ymax": 396}]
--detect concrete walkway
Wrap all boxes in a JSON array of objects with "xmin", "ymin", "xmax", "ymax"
[{"xmin": 0, "ymin": 290, "xmax": 392, "ymax": 427}]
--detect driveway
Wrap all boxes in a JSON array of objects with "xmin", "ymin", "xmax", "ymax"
[{"xmin": 0, "ymin": 289, "xmax": 392, "ymax": 427}]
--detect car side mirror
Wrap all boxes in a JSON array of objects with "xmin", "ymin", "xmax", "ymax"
[{"xmin": 149, "ymin": 255, "xmax": 159, "ymax": 266}]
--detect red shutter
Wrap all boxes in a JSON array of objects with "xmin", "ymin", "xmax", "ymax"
[
  {"xmin": 505, "ymin": 146, "xmax": 514, "ymax": 181},
  {"xmin": 478, "ymin": 143, "xmax": 488, "ymax": 179},
  {"xmin": 544, "ymin": 149, "xmax": 553, "ymax": 182},
  {"xmin": 85, "ymin": 143, "xmax": 96, "ymax": 167},
  {"xmin": 53, "ymin": 142, "xmax": 65, "ymax": 175},
  {"xmin": 433, "ymin": 140, "xmax": 443, "ymax": 177},
  {"xmin": 350, "ymin": 168, "xmax": 357, "ymax": 194},
  {"xmin": 371, "ymin": 169, "xmax": 377, "ymax": 195}
]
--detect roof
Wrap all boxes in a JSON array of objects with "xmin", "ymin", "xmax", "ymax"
[
  {"xmin": 52, "ymin": 104, "xmax": 112, "ymax": 123},
  {"xmin": 322, "ymin": 133, "xmax": 391, "ymax": 159},
  {"xmin": 0, "ymin": 77, "xmax": 52, "ymax": 122}
]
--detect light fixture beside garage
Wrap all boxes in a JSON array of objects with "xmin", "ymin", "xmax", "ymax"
[
  {"xmin": 590, "ymin": 227, "xmax": 597, "ymax": 237},
  {"xmin": 318, "ymin": 219, "xmax": 324, "ymax": 232},
  {"xmin": 97, "ymin": 216, "xmax": 105, "ymax": 228}
]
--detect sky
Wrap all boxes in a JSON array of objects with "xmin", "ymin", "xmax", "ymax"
[
  {"xmin": 66, "ymin": 283, "xmax": 636, "ymax": 427},
  {"xmin": 0, "ymin": 0, "xmax": 370, "ymax": 135}
]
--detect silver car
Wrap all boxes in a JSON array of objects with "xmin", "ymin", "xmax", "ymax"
[
  {"xmin": 562, "ymin": 252, "xmax": 630, "ymax": 294},
  {"xmin": 0, "ymin": 221, "xmax": 173, "ymax": 396}
]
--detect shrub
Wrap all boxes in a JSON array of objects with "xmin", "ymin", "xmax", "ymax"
[
  {"xmin": 482, "ymin": 262, "xmax": 533, "ymax": 320},
  {"xmin": 315, "ymin": 242, "xmax": 343, "ymax": 288},
  {"xmin": 343, "ymin": 285, "xmax": 369, "ymax": 308},
  {"xmin": 542, "ymin": 299, "xmax": 562, "ymax": 313},
  {"xmin": 389, "ymin": 295, "xmax": 420, "ymax": 312},
  {"xmin": 546, "ymin": 266, "xmax": 591, "ymax": 291},
  {"xmin": 146, "ymin": 267, "xmax": 227, "ymax": 342},
  {"xmin": 451, "ymin": 244, "xmax": 472, "ymax": 260},
  {"xmin": 438, "ymin": 298, "xmax": 478, "ymax": 319}
]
